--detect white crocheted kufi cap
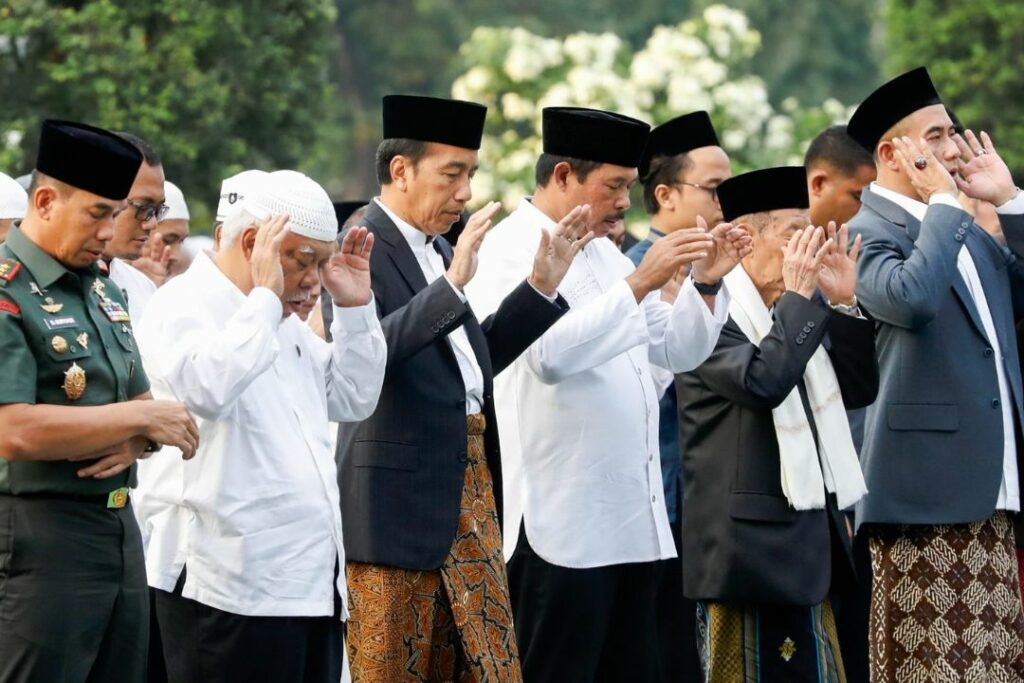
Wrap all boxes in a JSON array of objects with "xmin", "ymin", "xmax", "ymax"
[
  {"xmin": 216, "ymin": 169, "xmax": 268, "ymax": 222},
  {"xmin": 242, "ymin": 170, "xmax": 337, "ymax": 242},
  {"xmin": 161, "ymin": 180, "xmax": 190, "ymax": 221},
  {"xmin": 0, "ymin": 172, "xmax": 28, "ymax": 220}
]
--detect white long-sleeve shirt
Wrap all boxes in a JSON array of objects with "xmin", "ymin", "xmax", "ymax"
[
  {"xmin": 466, "ymin": 198, "xmax": 729, "ymax": 567},
  {"xmin": 871, "ymin": 182, "xmax": 1024, "ymax": 511},
  {"xmin": 133, "ymin": 251, "xmax": 386, "ymax": 619}
]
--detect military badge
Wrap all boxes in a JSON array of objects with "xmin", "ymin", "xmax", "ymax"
[{"xmin": 62, "ymin": 362, "xmax": 86, "ymax": 400}]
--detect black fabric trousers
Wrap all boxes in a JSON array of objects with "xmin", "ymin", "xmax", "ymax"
[
  {"xmin": 153, "ymin": 570, "xmax": 345, "ymax": 683},
  {"xmin": 0, "ymin": 494, "xmax": 149, "ymax": 683},
  {"xmin": 507, "ymin": 526, "xmax": 660, "ymax": 683},
  {"xmin": 655, "ymin": 517, "xmax": 702, "ymax": 683}
]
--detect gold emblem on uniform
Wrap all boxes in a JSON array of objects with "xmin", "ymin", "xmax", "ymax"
[
  {"xmin": 40, "ymin": 297, "xmax": 64, "ymax": 314},
  {"xmin": 76, "ymin": 332, "xmax": 89, "ymax": 349},
  {"xmin": 779, "ymin": 637, "xmax": 797, "ymax": 662},
  {"xmin": 62, "ymin": 362, "xmax": 86, "ymax": 400},
  {"xmin": 92, "ymin": 279, "xmax": 108, "ymax": 300},
  {"xmin": 50, "ymin": 335, "xmax": 68, "ymax": 353},
  {"xmin": 106, "ymin": 487, "xmax": 129, "ymax": 509}
]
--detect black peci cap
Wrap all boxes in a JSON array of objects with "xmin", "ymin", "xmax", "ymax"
[
  {"xmin": 639, "ymin": 111, "xmax": 720, "ymax": 178},
  {"xmin": 542, "ymin": 107, "xmax": 651, "ymax": 169},
  {"xmin": 382, "ymin": 95, "xmax": 487, "ymax": 151},
  {"xmin": 717, "ymin": 166, "xmax": 809, "ymax": 223},
  {"xmin": 35, "ymin": 119, "xmax": 143, "ymax": 200},
  {"xmin": 847, "ymin": 67, "xmax": 943, "ymax": 152}
]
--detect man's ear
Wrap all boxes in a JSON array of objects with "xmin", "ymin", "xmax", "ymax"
[
  {"xmin": 553, "ymin": 161, "xmax": 573, "ymax": 190},
  {"xmin": 389, "ymin": 155, "xmax": 412, "ymax": 191},
  {"xmin": 33, "ymin": 185, "xmax": 59, "ymax": 221},
  {"xmin": 808, "ymin": 169, "xmax": 829, "ymax": 197},
  {"xmin": 654, "ymin": 183, "xmax": 675, "ymax": 212},
  {"xmin": 240, "ymin": 225, "xmax": 259, "ymax": 259},
  {"xmin": 877, "ymin": 140, "xmax": 899, "ymax": 173}
]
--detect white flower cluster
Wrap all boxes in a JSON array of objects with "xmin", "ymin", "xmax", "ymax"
[{"xmin": 451, "ymin": 4, "xmax": 848, "ymax": 210}]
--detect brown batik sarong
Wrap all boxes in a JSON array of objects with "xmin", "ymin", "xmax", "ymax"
[
  {"xmin": 867, "ymin": 512, "xmax": 1024, "ymax": 682},
  {"xmin": 346, "ymin": 414, "xmax": 522, "ymax": 682}
]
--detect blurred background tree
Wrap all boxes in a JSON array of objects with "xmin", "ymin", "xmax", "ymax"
[
  {"xmin": 9, "ymin": 0, "xmax": 1016, "ymax": 232},
  {"xmin": 885, "ymin": 0, "xmax": 1024, "ymax": 178}
]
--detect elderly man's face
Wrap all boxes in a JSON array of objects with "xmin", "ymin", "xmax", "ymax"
[
  {"xmin": 741, "ymin": 208, "xmax": 810, "ymax": 305},
  {"xmin": 153, "ymin": 218, "xmax": 191, "ymax": 272},
  {"xmin": 279, "ymin": 232, "xmax": 334, "ymax": 319},
  {"xmin": 403, "ymin": 143, "xmax": 478, "ymax": 237},
  {"xmin": 106, "ymin": 162, "xmax": 165, "ymax": 261},
  {"xmin": 566, "ymin": 163, "xmax": 637, "ymax": 237}
]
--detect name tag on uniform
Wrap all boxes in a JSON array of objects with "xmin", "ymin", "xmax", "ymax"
[
  {"xmin": 43, "ymin": 316, "xmax": 77, "ymax": 330},
  {"xmin": 99, "ymin": 300, "xmax": 130, "ymax": 323}
]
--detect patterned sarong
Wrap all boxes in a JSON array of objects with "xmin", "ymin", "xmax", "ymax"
[
  {"xmin": 696, "ymin": 599, "xmax": 846, "ymax": 682},
  {"xmin": 867, "ymin": 512, "xmax": 1024, "ymax": 682},
  {"xmin": 346, "ymin": 414, "xmax": 522, "ymax": 682}
]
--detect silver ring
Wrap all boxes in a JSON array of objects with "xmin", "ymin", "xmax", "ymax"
[{"xmin": 976, "ymin": 148, "xmax": 988, "ymax": 156}]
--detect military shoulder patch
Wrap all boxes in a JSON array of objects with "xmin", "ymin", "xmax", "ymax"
[
  {"xmin": 0, "ymin": 299, "xmax": 20, "ymax": 315},
  {"xmin": 0, "ymin": 259, "xmax": 21, "ymax": 283}
]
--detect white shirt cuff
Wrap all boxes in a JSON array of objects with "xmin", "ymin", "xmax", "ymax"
[
  {"xmin": 331, "ymin": 295, "xmax": 376, "ymax": 333},
  {"xmin": 996, "ymin": 190, "xmax": 1024, "ymax": 215},
  {"xmin": 528, "ymin": 280, "xmax": 558, "ymax": 303},
  {"xmin": 443, "ymin": 274, "xmax": 467, "ymax": 303},
  {"xmin": 929, "ymin": 192, "xmax": 962, "ymax": 210},
  {"xmin": 249, "ymin": 287, "xmax": 284, "ymax": 329}
]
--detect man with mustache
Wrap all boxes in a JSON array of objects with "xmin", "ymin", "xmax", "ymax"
[
  {"xmin": 847, "ymin": 66, "xmax": 1024, "ymax": 680},
  {"xmin": 466, "ymin": 106, "xmax": 748, "ymax": 681},
  {"xmin": 133, "ymin": 169, "xmax": 387, "ymax": 683}
]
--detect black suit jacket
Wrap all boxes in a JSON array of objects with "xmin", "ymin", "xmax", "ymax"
[
  {"xmin": 675, "ymin": 291, "xmax": 878, "ymax": 605},
  {"xmin": 337, "ymin": 201, "xmax": 568, "ymax": 570}
]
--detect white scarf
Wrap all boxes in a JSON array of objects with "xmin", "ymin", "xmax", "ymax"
[{"xmin": 722, "ymin": 266, "xmax": 868, "ymax": 510}]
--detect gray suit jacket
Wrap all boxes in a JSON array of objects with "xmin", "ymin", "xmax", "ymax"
[{"xmin": 850, "ymin": 187, "xmax": 1024, "ymax": 528}]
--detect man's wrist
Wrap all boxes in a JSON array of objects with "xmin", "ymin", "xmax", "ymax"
[
  {"xmin": 996, "ymin": 187, "xmax": 1021, "ymax": 208},
  {"xmin": 527, "ymin": 275, "xmax": 557, "ymax": 299},
  {"xmin": 690, "ymin": 274, "xmax": 723, "ymax": 296}
]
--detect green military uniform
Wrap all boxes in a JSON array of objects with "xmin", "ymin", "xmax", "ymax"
[{"xmin": 0, "ymin": 226, "xmax": 151, "ymax": 682}]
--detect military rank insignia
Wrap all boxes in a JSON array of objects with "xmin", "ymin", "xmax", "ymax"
[{"xmin": 0, "ymin": 259, "xmax": 21, "ymax": 282}]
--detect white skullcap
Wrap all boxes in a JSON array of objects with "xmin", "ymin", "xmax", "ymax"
[
  {"xmin": 216, "ymin": 169, "xmax": 268, "ymax": 222},
  {"xmin": 241, "ymin": 170, "xmax": 337, "ymax": 242},
  {"xmin": 0, "ymin": 173, "xmax": 28, "ymax": 220},
  {"xmin": 162, "ymin": 180, "xmax": 190, "ymax": 221}
]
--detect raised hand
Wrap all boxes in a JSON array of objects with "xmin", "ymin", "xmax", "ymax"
[
  {"xmin": 447, "ymin": 201, "xmax": 501, "ymax": 290},
  {"xmin": 132, "ymin": 231, "xmax": 173, "ymax": 286},
  {"xmin": 250, "ymin": 214, "xmax": 290, "ymax": 296},
  {"xmin": 816, "ymin": 222, "xmax": 861, "ymax": 305},
  {"xmin": 781, "ymin": 226, "xmax": 831, "ymax": 300},
  {"xmin": 954, "ymin": 130, "xmax": 1018, "ymax": 206},
  {"xmin": 321, "ymin": 226, "xmax": 374, "ymax": 307},
  {"xmin": 627, "ymin": 226, "xmax": 715, "ymax": 302},
  {"xmin": 690, "ymin": 217, "xmax": 752, "ymax": 285},
  {"xmin": 891, "ymin": 136, "xmax": 957, "ymax": 201},
  {"xmin": 529, "ymin": 204, "xmax": 595, "ymax": 297}
]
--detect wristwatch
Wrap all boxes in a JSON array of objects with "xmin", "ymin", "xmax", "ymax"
[
  {"xmin": 691, "ymin": 276, "xmax": 723, "ymax": 296},
  {"xmin": 828, "ymin": 295, "xmax": 860, "ymax": 317}
]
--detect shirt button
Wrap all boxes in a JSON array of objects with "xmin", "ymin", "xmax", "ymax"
[
  {"xmin": 796, "ymin": 338, "xmax": 804, "ymax": 345},
  {"xmin": 807, "ymin": 321, "xmax": 815, "ymax": 328},
  {"xmin": 993, "ymin": 398, "xmax": 1001, "ymax": 409},
  {"xmin": 652, "ymin": 495, "xmax": 657, "ymax": 503},
  {"xmin": 985, "ymin": 348, "xmax": 994, "ymax": 358},
  {"xmin": 962, "ymin": 222, "xmax": 970, "ymax": 229},
  {"xmin": 649, "ymin": 453, "xmax": 654, "ymax": 462},
  {"xmin": 955, "ymin": 235, "xmax": 963, "ymax": 242},
  {"xmin": 802, "ymin": 326, "xmax": 811, "ymax": 334}
]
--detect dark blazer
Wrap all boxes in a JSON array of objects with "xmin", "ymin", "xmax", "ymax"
[
  {"xmin": 850, "ymin": 188, "xmax": 1024, "ymax": 529},
  {"xmin": 337, "ymin": 200, "xmax": 568, "ymax": 570},
  {"xmin": 676, "ymin": 292, "xmax": 878, "ymax": 605}
]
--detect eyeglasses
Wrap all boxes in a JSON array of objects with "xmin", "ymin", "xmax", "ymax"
[
  {"xmin": 125, "ymin": 198, "xmax": 170, "ymax": 223},
  {"xmin": 674, "ymin": 181, "xmax": 719, "ymax": 201}
]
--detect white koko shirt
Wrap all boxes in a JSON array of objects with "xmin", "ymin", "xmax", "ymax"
[
  {"xmin": 466, "ymin": 198, "xmax": 729, "ymax": 568},
  {"xmin": 871, "ymin": 182, "xmax": 1024, "ymax": 511},
  {"xmin": 133, "ymin": 251, "xmax": 386, "ymax": 619}
]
